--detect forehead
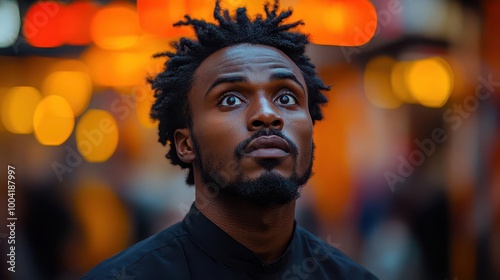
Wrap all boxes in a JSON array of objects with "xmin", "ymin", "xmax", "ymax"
[{"xmin": 192, "ymin": 44, "xmax": 306, "ymax": 90}]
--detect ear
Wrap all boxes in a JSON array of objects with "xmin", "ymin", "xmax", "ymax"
[{"xmin": 174, "ymin": 128, "xmax": 196, "ymax": 164}]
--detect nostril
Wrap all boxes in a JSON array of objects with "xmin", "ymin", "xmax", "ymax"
[
  {"xmin": 271, "ymin": 120, "xmax": 282, "ymax": 127},
  {"xmin": 252, "ymin": 120, "xmax": 265, "ymax": 128}
]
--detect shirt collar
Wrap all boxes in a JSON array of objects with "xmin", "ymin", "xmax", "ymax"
[{"xmin": 182, "ymin": 203, "xmax": 296, "ymax": 273}]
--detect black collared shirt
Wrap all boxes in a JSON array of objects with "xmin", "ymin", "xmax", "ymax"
[{"xmin": 82, "ymin": 204, "xmax": 378, "ymax": 279}]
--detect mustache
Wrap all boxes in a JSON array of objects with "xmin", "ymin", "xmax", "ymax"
[{"xmin": 234, "ymin": 129, "xmax": 299, "ymax": 159}]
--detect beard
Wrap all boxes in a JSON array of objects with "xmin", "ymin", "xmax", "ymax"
[{"xmin": 193, "ymin": 129, "xmax": 314, "ymax": 206}]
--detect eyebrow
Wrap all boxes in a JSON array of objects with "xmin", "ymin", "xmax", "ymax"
[
  {"xmin": 204, "ymin": 71, "xmax": 305, "ymax": 96},
  {"xmin": 269, "ymin": 71, "xmax": 305, "ymax": 92},
  {"xmin": 205, "ymin": 76, "xmax": 246, "ymax": 96}
]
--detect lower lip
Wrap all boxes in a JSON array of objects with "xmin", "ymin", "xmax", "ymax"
[{"xmin": 245, "ymin": 148, "xmax": 289, "ymax": 158}]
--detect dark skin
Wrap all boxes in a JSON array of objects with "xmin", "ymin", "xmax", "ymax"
[{"xmin": 174, "ymin": 44, "xmax": 314, "ymax": 263}]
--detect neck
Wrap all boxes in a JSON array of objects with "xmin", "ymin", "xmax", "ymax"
[{"xmin": 194, "ymin": 190, "xmax": 296, "ymax": 264}]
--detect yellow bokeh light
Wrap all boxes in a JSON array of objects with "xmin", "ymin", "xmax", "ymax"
[
  {"xmin": 0, "ymin": 88, "xmax": 5, "ymax": 132},
  {"xmin": 1, "ymin": 86, "xmax": 42, "ymax": 134},
  {"xmin": 391, "ymin": 61, "xmax": 416, "ymax": 103},
  {"xmin": 42, "ymin": 71, "xmax": 92, "ymax": 117},
  {"xmin": 364, "ymin": 56, "xmax": 402, "ymax": 109},
  {"xmin": 76, "ymin": 109, "xmax": 119, "ymax": 162},
  {"xmin": 33, "ymin": 95, "xmax": 74, "ymax": 146},
  {"xmin": 406, "ymin": 57, "xmax": 454, "ymax": 108},
  {"xmin": 90, "ymin": 3, "xmax": 141, "ymax": 50}
]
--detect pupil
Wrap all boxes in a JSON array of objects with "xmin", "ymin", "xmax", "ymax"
[
  {"xmin": 281, "ymin": 95, "xmax": 289, "ymax": 104},
  {"xmin": 227, "ymin": 96, "xmax": 235, "ymax": 105}
]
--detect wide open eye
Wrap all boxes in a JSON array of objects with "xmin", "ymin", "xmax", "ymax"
[
  {"xmin": 275, "ymin": 90, "xmax": 298, "ymax": 106},
  {"xmin": 219, "ymin": 94, "xmax": 244, "ymax": 107}
]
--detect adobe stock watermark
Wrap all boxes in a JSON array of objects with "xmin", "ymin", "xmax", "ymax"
[
  {"xmin": 110, "ymin": 267, "xmax": 136, "ymax": 280},
  {"xmin": 341, "ymin": 0, "xmax": 404, "ymax": 63},
  {"xmin": 51, "ymin": 65, "xmax": 159, "ymax": 182},
  {"xmin": 11, "ymin": 1, "xmax": 61, "ymax": 53},
  {"xmin": 51, "ymin": 115, "xmax": 116, "ymax": 182},
  {"xmin": 281, "ymin": 235, "xmax": 341, "ymax": 280},
  {"xmin": 110, "ymin": 83, "xmax": 157, "ymax": 122},
  {"xmin": 178, "ymin": 159, "xmax": 240, "ymax": 223},
  {"xmin": 385, "ymin": 74, "xmax": 500, "ymax": 192}
]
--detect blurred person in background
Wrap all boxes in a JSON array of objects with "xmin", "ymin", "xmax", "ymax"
[{"xmin": 82, "ymin": 0, "xmax": 378, "ymax": 279}]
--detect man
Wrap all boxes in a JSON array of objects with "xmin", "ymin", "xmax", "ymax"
[{"xmin": 83, "ymin": 1, "xmax": 378, "ymax": 279}]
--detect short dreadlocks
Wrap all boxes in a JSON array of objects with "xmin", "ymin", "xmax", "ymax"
[{"xmin": 149, "ymin": 0, "xmax": 329, "ymax": 185}]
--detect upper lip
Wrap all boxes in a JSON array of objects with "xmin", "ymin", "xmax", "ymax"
[{"xmin": 244, "ymin": 135, "xmax": 291, "ymax": 154}]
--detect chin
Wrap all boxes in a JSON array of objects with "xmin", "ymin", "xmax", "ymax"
[{"xmin": 216, "ymin": 170, "xmax": 306, "ymax": 206}]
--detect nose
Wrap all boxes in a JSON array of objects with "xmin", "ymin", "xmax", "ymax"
[{"xmin": 247, "ymin": 96, "xmax": 284, "ymax": 131}]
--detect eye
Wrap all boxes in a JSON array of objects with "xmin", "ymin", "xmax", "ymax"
[
  {"xmin": 219, "ymin": 94, "xmax": 244, "ymax": 107},
  {"xmin": 275, "ymin": 91, "xmax": 297, "ymax": 106}
]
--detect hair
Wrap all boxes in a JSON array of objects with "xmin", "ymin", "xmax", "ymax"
[{"xmin": 149, "ymin": 0, "xmax": 329, "ymax": 185}]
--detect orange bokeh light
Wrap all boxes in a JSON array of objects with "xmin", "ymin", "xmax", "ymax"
[
  {"xmin": 63, "ymin": 1, "xmax": 99, "ymax": 45},
  {"xmin": 312, "ymin": 65, "xmax": 361, "ymax": 221},
  {"xmin": 138, "ymin": 0, "xmax": 194, "ymax": 37},
  {"xmin": 73, "ymin": 181, "xmax": 132, "ymax": 270},
  {"xmin": 82, "ymin": 36, "xmax": 170, "ymax": 87},
  {"xmin": 292, "ymin": 0, "xmax": 377, "ymax": 46},
  {"xmin": 137, "ymin": 0, "xmax": 375, "ymax": 44},
  {"xmin": 90, "ymin": 2, "xmax": 141, "ymax": 50},
  {"xmin": 23, "ymin": 1, "xmax": 66, "ymax": 48},
  {"xmin": 22, "ymin": 0, "xmax": 376, "ymax": 47},
  {"xmin": 23, "ymin": 0, "xmax": 99, "ymax": 47},
  {"xmin": 82, "ymin": 46, "xmax": 146, "ymax": 87}
]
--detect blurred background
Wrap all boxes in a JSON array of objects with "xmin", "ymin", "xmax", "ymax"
[{"xmin": 0, "ymin": 0, "xmax": 498, "ymax": 279}]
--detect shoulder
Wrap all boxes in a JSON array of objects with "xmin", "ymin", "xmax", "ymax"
[
  {"xmin": 81, "ymin": 222, "xmax": 189, "ymax": 280},
  {"xmin": 294, "ymin": 226, "xmax": 379, "ymax": 279}
]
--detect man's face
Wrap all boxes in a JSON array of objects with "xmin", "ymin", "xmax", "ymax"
[{"xmin": 183, "ymin": 43, "xmax": 314, "ymax": 206}]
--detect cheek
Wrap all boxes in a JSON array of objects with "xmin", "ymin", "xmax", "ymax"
[
  {"xmin": 290, "ymin": 115, "xmax": 314, "ymax": 164},
  {"xmin": 288, "ymin": 112, "xmax": 313, "ymax": 144},
  {"xmin": 298, "ymin": 131, "xmax": 314, "ymax": 174},
  {"xmin": 299, "ymin": 128, "xmax": 314, "ymax": 159},
  {"xmin": 192, "ymin": 117, "xmax": 245, "ymax": 182},
  {"xmin": 192, "ymin": 114, "xmax": 243, "ymax": 159}
]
